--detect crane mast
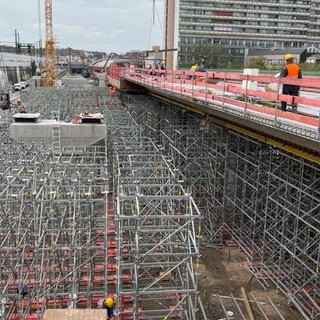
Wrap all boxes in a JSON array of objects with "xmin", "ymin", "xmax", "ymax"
[{"xmin": 44, "ymin": 0, "xmax": 56, "ymax": 86}]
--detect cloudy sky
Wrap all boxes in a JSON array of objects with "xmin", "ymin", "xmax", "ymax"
[{"xmin": 0, "ymin": 0, "xmax": 164, "ymax": 54}]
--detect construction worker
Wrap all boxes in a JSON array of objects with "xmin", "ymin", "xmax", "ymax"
[
  {"xmin": 17, "ymin": 282, "xmax": 28, "ymax": 299},
  {"xmin": 187, "ymin": 63, "xmax": 198, "ymax": 80},
  {"xmin": 159, "ymin": 62, "xmax": 166, "ymax": 77},
  {"xmin": 190, "ymin": 63, "xmax": 198, "ymax": 72},
  {"xmin": 109, "ymin": 86, "xmax": 116, "ymax": 98},
  {"xmin": 17, "ymin": 98, "xmax": 27, "ymax": 113},
  {"xmin": 148, "ymin": 63, "xmax": 154, "ymax": 75},
  {"xmin": 188, "ymin": 63, "xmax": 199, "ymax": 80},
  {"xmin": 129, "ymin": 62, "xmax": 135, "ymax": 74},
  {"xmin": 103, "ymin": 297, "xmax": 114, "ymax": 320},
  {"xmin": 280, "ymin": 54, "xmax": 302, "ymax": 112}
]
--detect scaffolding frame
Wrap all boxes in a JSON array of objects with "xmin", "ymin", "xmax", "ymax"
[
  {"xmin": 1, "ymin": 79, "xmax": 319, "ymax": 319},
  {"xmin": 127, "ymin": 96, "xmax": 227, "ymax": 246},
  {"xmin": 105, "ymin": 104, "xmax": 202, "ymax": 319},
  {"xmin": 1, "ymin": 85, "xmax": 110, "ymax": 320},
  {"xmin": 122, "ymin": 94, "xmax": 320, "ymax": 319},
  {"xmin": 1, "ymin": 85, "xmax": 203, "ymax": 319}
]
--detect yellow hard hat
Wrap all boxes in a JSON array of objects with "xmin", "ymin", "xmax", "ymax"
[
  {"xmin": 284, "ymin": 54, "xmax": 294, "ymax": 61},
  {"xmin": 104, "ymin": 297, "xmax": 114, "ymax": 308},
  {"xmin": 17, "ymin": 98, "xmax": 22, "ymax": 103}
]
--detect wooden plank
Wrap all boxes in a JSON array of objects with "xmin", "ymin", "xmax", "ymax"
[
  {"xmin": 241, "ymin": 287, "xmax": 255, "ymax": 320},
  {"xmin": 43, "ymin": 309, "xmax": 106, "ymax": 320}
]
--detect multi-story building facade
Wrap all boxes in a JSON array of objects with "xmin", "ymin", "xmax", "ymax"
[{"xmin": 163, "ymin": 0, "xmax": 320, "ymax": 69}]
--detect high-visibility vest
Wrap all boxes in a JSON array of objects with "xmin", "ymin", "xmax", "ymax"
[
  {"xmin": 191, "ymin": 65, "xmax": 198, "ymax": 72},
  {"xmin": 286, "ymin": 63, "xmax": 300, "ymax": 78}
]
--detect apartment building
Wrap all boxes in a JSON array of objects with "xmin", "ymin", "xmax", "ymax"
[{"xmin": 163, "ymin": 0, "xmax": 320, "ymax": 69}]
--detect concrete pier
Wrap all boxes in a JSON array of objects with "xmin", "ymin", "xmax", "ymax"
[{"xmin": 10, "ymin": 112, "xmax": 106, "ymax": 149}]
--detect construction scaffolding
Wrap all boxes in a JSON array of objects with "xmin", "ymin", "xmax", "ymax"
[
  {"xmin": 221, "ymin": 131, "xmax": 320, "ymax": 319},
  {"xmin": 0, "ymin": 84, "xmax": 109, "ymax": 320},
  {"xmin": 105, "ymin": 103, "xmax": 202, "ymax": 318},
  {"xmin": 0, "ymin": 84, "xmax": 203, "ymax": 320},
  {"xmin": 1, "ymin": 79, "xmax": 319, "ymax": 319},
  {"xmin": 124, "ymin": 96, "xmax": 228, "ymax": 246},
  {"xmin": 0, "ymin": 144, "xmax": 108, "ymax": 316},
  {"xmin": 122, "ymin": 94, "xmax": 320, "ymax": 320}
]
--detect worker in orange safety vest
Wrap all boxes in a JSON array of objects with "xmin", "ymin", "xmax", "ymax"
[
  {"xmin": 280, "ymin": 53, "xmax": 302, "ymax": 112},
  {"xmin": 109, "ymin": 86, "xmax": 116, "ymax": 98}
]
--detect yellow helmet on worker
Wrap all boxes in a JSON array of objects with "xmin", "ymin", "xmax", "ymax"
[
  {"xmin": 284, "ymin": 54, "xmax": 294, "ymax": 61},
  {"xmin": 17, "ymin": 98, "xmax": 22, "ymax": 103},
  {"xmin": 104, "ymin": 297, "xmax": 114, "ymax": 308}
]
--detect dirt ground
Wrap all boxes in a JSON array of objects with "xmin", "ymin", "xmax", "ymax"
[{"xmin": 199, "ymin": 246, "xmax": 302, "ymax": 320}]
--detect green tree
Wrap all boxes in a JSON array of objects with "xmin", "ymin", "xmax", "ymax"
[
  {"xmin": 179, "ymin": 45, "xmax": 238, "ymax": 69},
  {"xmin": 246, "ymin": 56, "xmax": 267, "ymax": 69}
]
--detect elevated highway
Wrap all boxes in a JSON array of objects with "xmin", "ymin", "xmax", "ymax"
[{"xmin": 106, "ymin": 66, "xmax": 320, "ymax": 164}]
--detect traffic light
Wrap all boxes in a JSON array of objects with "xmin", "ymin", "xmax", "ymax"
[
  {"xmin": 28, "ymin": 44, "xmax": 31, "ymax": 54},
  {"xmin": 17, "ymin": 43, "xmax": 21, "ymax": 54}
]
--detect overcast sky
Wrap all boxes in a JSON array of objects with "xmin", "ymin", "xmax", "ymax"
[{"xmin": 0, "ymin": 0, "xmax": 164, "ymax": 54}]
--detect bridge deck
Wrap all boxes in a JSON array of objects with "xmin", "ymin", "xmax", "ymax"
[{"xmin": 106, "ymin": 67, "xmax": 320, "ymax": 162}]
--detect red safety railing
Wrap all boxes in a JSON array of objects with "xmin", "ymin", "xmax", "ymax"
[{"xmin": 107, "ymin": 67, "xmax": 320, "ymax": 131}]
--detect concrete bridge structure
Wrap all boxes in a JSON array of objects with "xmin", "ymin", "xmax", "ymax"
[{"xmin": 106, "ymin": 66, "xmax": 320, "ymax": 162}]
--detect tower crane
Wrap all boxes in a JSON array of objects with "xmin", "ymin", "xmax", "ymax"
[{"xmin": 44, "ymin": 0, "xmax": 56, "ymax": 86}]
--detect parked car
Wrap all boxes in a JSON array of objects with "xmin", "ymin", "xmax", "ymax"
[
  {"xmin": 19, "ymin": 81, "xmax": 26, "ymax": 89},
  {"xmin": 14, "ymin": 83, "xmax": 22, "ymax": 91}
]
